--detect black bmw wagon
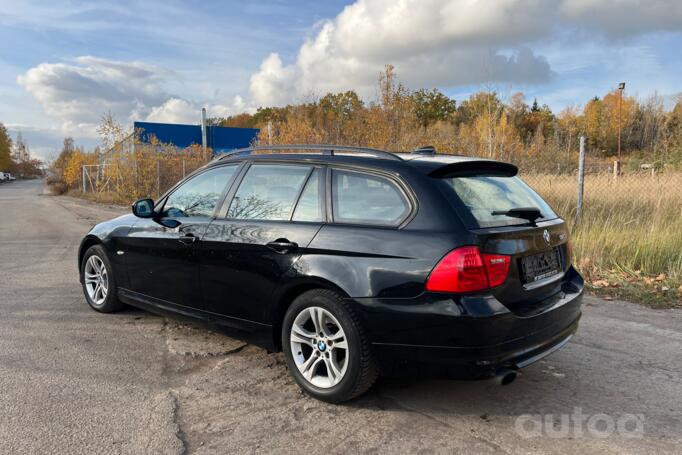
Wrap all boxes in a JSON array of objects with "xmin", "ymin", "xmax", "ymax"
[{"xmin": 78, "ymin": 145, "xmax": 583, "ymax": 402}]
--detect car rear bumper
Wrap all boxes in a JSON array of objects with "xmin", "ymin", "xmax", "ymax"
[{"xmin": 352, "ymin": 267, "xmax": 583, "ymax": 379}]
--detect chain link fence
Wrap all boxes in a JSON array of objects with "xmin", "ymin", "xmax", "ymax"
[
  {"xmin": 520, "ymin": 137, "xmax": 682, "ymax": 288},
  {"xmin": 80, "ymin": 144, "xmax": 212, "ymax": 203}
]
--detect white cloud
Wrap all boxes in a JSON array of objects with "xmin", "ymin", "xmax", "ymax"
[
  {"xmin": 248, "ymin": 0, "xmax": 682, "ymax": 106},
  {"xmin": 17, "ymin": 56, "xmax": 171, "ymax": 136},
  {"xmin": 145, "ymin": 96, "xmax": 251, "ymax": 124},
  {"xmin": 15, "ymin": 0, "xmax": 682, "ymax": 138},
  {"xmin": 145, "ymin": 98, "xmax": 196, "ymax": 124},
  {"xmin": 5, "ymin": 123, "xmax": 98, "ymax": 161},
  {"xmin": 17, "ymin": 56, "xmax": 248, "ymax": 137},
  {"xmin": 249, "ymin": 53, "xmax": 297, "ymax": 106}
]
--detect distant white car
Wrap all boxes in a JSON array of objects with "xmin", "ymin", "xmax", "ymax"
[
  {"xmin": 0, "ymin": 172, "xmax": 7, "ymax": 182},
  {"xmin": 6, "ymin": 173, "xmax": 15, "ymax": 181}
]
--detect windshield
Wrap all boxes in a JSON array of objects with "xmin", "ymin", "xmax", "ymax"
[{"xmin": 440, "ymin": 174, "xmax": 558, "ymax": 228}]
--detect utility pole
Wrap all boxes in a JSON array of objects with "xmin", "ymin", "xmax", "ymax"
[{"xmin": 615, "ymin": 82, "xmax": 625, "ymax": 177}]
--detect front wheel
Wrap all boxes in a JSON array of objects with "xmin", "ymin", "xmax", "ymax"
[
  {"xmin": 81, "ymin": 245, "xmax": 124, "ymax": 313},
  {"xmin": 282, "ymin": 289, "xmax": 378, "ymax": 403}
]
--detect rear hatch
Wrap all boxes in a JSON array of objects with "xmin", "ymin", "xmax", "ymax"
[{"xmin": 433, "ymin": 161, "xmax": 572, "ymax": 316}]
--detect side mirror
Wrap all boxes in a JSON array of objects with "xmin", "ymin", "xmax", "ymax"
[
  {"xmin": 132, "ymin": 199, "xmax": 155, "ymax": 218},
  {"xmin": 132, "ymin": 198, "xmax": 182, "ymax": 228}
]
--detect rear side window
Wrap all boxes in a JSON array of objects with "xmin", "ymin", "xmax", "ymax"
[
  {"xmin": 441, "ymin": 175, "xmax": 557, "ymax": 228},
  {"xmin": 292, "ymin": 168, "xmax": 324, "ymax": 222},
  {"xmin": 163, "ymin": 165, "xmax": 237, "ymax": 217},
  {"xmin": 332, "ymin": 169, "xmax": 410, "ymax": 226},
  {"xmin": 228, "ymin": 164, "xmax": 311, "ymax": 220}
]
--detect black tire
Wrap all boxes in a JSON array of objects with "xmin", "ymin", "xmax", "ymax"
[
  {"xmin": 80, "ymin": 245, "xmax": 124, "ymax": 313},
  {"xmin": 282, "ymin": 289, "xmax": 378, "ymax": 403}
]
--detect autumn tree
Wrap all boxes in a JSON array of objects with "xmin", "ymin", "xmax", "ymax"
[
  {"xmin": 97, "ymin": 112, "xmax": 128, "ymax": 152},
  {"xmin": 63, "ymin": 147, "xmax": 99, "ymax": 189},
  {"xmin": 583, "ymin": 91, "xmax": 636, "ymax": 156},
  {"xmin": 52, "ymin": 137, "xmax": 75, "ymax": 179},
  {"xmin": 213, "ymin": 113, "xmax": 258, "ymax": 128},
  {"xmin": 0, "ymin": 123, "xmax": 12, "ymax": 170},
  {"xmin": 173, "ymin": 71, "xmax": 682, "ymax": 173}
]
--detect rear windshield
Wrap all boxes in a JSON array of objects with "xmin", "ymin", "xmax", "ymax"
[{"xmin": 440, "ymin": 174, "xmax": 558, "ymax": 228}]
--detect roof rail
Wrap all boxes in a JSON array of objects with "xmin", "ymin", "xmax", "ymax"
[{"xmin": 217, "ymin": 144, "xmax": 403, "ymax": 162}]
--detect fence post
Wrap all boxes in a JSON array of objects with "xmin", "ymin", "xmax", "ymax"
[
  {"xmin": 82, "ymin": 166, "xmax": 86, "ymax": 192},
  {"xmin": 576, "ymin": 135, "xmax": 585, "ymax": 222}
]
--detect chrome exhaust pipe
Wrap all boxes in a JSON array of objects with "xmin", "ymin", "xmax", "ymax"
[{"xmin": 492, "ymin": 368, "xmax": 518, "ymax": 386}]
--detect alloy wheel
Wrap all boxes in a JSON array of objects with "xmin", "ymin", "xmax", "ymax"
[
  {"xmin": 84, "ymin": 255, "xmax": 108, "ymax": 306},
  {"xmin": 289, "ymin": 306, "xmax": 349, "ymax": 388}
]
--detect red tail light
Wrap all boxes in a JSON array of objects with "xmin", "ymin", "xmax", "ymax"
[
  {"xmin": 426, "ymin": 246, "xmax": 510, "ymax": 293},
  {"xmin": 482, "ymin": 253, "xmax": 511, "ymax": 287}
]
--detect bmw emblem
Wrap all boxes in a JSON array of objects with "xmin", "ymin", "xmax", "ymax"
[
  {"xmin": 543, "ymin": 229, "xmax": 551, "ymax": 244},
  {"xmin": 318, "ymin": 341, "xmax": 327, "ymax": 351}
]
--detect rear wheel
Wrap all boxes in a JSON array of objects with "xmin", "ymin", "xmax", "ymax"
[
  {"xmin": 282, "ymin": 289, "xmax": 378, "ymax": 402},
  {"xmin": 81, "ymin": 245, "xmax": 124, "ymax": 313}
]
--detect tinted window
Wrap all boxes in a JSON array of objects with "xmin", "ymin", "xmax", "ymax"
[
  {"xmin": 332, "ymin": 169, "xmax": 410, "ymax": 225},
  {"xmin": 163, "ymin": 165, "xmax": 237, "ymax": 217},
  {"xmin": 441, "ymin": 175, "xmax": 558, "ymax": 227},
  {"xmin": 228, "ymin": 164, "xmax": 311, "ymax": 220},
  {"xmin": 292, "ymin": 168, "xmax": 324, "ymax": 222}
]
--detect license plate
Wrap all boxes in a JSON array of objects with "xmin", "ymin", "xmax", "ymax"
[{"xmin": 521, "ymin": 249, "xmax": 561, "ymax": 283}]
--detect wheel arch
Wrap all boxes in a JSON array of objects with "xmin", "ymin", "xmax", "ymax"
[
  {"xmin": 78, "ymin": 235, "xmax": 103, "ymax": 278},
  {"xmin": 271, "ymin": 277, "xmax": 351, "ymax": 351}
]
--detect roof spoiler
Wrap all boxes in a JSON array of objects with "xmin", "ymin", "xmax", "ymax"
[{"xmin": 429, "ymin": 160, "xmax": 518, "ymax": 178}]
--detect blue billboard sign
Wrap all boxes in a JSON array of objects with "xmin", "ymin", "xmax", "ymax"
[{"xmin": 134, "ymin": 121, "xmax": 259, "ymax": 154}]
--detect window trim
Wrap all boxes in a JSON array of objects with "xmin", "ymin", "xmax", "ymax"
[
  {"xmin": 156, "ymin": 163, "xmax": 242, "ymax": 219},
  {"xmin": 217, "ymin": 161, "xmax": 326, "ymax": 223},
  {"xmin": 328, "ymin": 166, "xmax": 415, "ymax": 228}
]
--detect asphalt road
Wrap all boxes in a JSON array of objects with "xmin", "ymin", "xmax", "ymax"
[{"xmin": 1, "ymin": 179, "xmax": 680, "ymax": 454}]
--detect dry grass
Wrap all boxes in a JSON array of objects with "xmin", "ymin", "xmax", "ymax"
[{"xmin": 524, "ymin": 172, "xmax": 682, "ymax": 305}]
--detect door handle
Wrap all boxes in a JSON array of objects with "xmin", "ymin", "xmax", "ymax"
[
  {"xmin": 179, "ymin": 233, "xmax": 198, "ymax": 244},
  {"xmin": 266, "ymin": 238, "xmax": 298, "ymax": 253}
]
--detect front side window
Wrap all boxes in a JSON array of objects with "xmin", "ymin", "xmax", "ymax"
[
  {"xmin": 332, "ymin": 169, "xmax": 410, "ymax": 226},
  {"xmin": 162, "ymin": 165, "xmax": 237, "ymax": 218},
  {"xmin": 228, "ymin": 164, "xmax": 312, "ymax": 220}
]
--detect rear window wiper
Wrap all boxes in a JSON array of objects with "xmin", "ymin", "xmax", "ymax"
[{"xmin": 491, "ymin": 207, "xmax": 543, "ymax": 224}]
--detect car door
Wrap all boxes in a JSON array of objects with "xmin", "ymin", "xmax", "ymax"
[
  {"xmin": 200, "ymin": 162, "xmax": 325, "ymax": 324},
  {"xmin": 122, "ymin": 164, "xmax": 239, "ymax": 311}
]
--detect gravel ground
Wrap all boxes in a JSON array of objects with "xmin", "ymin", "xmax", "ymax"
[{"xmin": 1, "ymin": 179, "xmax": 680, "ymax": 454}]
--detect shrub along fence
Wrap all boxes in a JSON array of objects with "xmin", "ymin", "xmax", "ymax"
[{"xmin": 80, "ymin": 141, "xmax": 212, "ymax": 203}]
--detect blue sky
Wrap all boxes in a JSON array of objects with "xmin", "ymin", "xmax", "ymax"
[{"xmin": 1, "ymin": 0, "xmax": 681, "ymax": 160}]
